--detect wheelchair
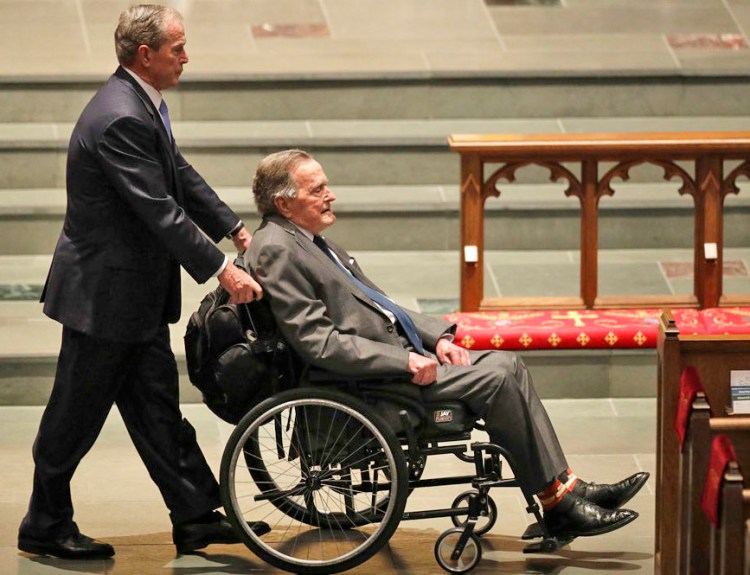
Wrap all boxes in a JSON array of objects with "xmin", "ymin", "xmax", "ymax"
[{"xmin": 217, "ymin": 341, "xmax": 574, "ymax": 574}]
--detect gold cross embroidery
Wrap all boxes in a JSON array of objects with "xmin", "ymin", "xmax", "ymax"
[{"xmin": 551, "ymin": 310, "xmax": 598, "ymax": 327}]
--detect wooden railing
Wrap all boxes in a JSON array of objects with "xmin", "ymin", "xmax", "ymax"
[{"xmin": 449, "ymin": 132, "xmax": 750, "ymax": 312}]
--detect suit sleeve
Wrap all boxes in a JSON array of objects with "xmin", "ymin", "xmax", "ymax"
[
  {"xmin": 174, "ymin": 148, "xmax": 239, "ymax": 242},
  {"xmin": 253, "ymin": 242, "xmax": 413, "ymax": 377},
  {"xmin": 97, "ymin": 115, "xmax": 225, "ymax": 283}
]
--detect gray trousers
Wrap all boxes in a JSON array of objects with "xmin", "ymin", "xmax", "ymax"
[{"xmin": 421, "ymin": 349, "xmax": 568, "ymax": 494}]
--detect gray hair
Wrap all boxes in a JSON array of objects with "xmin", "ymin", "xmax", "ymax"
[
  {"xmin": 115, "ymin": 4, "xmax": 183, "ymax": 66},
  {"xmin": 253, "ymin": 149, "xmax": 313, "ymax": 216}
]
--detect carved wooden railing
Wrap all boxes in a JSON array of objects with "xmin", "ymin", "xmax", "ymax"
[{"xmin": 449, "ymin": 132, "xmax": 750, "ymax": 312}]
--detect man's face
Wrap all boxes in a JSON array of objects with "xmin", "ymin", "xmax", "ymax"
[
  {"xmin": 279, "ymin": 159, "xmax": 337, "ymax": 235},
  {"xmin": 146, "ymin": 18, "xmax": 188, "ymax": 90}
]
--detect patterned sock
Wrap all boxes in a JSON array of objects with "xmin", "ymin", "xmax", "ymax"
[
  {"xmin": 537, "ymin": 478, "xmax": 568, "ymax": 511},
  {"xmin": 559, "ymin": 467, "xmax": 583, "ymax": 494}
]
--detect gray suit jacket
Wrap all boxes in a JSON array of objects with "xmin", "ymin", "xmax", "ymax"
[{"xmin": 246, "ymin": 215, "xmax": 455, "ymax": 377}]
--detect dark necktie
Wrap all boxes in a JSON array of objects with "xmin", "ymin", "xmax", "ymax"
[
  {"xmin": 159, "ymin": 99, "xmax": 172, "ymax": 142},
  {"xmin": 313, "ymin": 235, "xmax": 425, "ymax": 355}
]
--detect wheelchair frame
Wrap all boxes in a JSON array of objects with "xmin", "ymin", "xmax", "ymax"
[{"xmin": 219, "ymin": 374, "xmax": 573, "ymax": 575}]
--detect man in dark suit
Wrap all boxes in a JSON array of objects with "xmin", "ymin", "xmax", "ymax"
[
  {"xmin": 18, "ymin": 5, "xmax": 267, "ymax": 560},
  {"xmin": 246, "ymin": 149, "xmax": 650, "ymax": 541}
]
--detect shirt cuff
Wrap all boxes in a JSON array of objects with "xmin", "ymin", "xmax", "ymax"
[
  {"xmin": 225, "ymin": 220, "xmax": 244, "ymax": 239},
  {"xmin": 212, "ymin": 255, "xmax": 229, "ymax": 278}
]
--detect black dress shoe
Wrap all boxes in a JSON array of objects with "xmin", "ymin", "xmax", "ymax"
[
  {"xmin": 173, "ymin": 512, "xmax": 270, "ymax": 554},
  {"xmin": 544, "ymin": 492, "xmax": 638, "ymax": 538},
  {"xmin": 572, "ymin": 471, "xmax": 650, "ymax": 509},
  {"xmin": 18, "ymin": 532, "xmax": 115, "ymax": 559}
]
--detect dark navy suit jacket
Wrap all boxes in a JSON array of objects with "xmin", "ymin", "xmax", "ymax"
[{"xmin": 42, "ymin": 66, "xmax": 238, "ymax": 342}]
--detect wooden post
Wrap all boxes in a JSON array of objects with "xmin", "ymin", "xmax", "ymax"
[
  {"xmin": 656, "ymin": 310, "xmax": 681, "ymax": 574},
  {"xmin": 695, "ymin": 156, "xmax": 723, "ymax": 309},
  {"xmin": 580, "ymin": 159, "xmax": 598, "ymax": 308},
  {"xmin": 460, "ymin": 153, "xmax": 483, "ymax": 312}
]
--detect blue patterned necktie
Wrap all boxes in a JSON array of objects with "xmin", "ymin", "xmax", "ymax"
[
  {"xmin": 313, "ymin": 235, "xmax": 425, "ymax": 355},
  {"xmin": 158, "ymin": 99, "xmax": 172, "ymax": 141}
]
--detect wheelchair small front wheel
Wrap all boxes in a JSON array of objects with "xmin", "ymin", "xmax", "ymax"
[
  {"xmin": 434, "ymin": 527, "xmax": 482, "ymax": 574},
  {"xmin": 450, "ymin": 490, "xmax": 497, "ymax": 536}
]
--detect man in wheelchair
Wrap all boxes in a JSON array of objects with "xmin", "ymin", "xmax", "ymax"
[{"xmin": 244, "ymin": 148, "xmax": 648, "ymax": 542}]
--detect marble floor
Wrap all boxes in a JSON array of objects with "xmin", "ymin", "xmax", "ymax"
[
  {"xmin": 2, "ymin": 0, "xmax": 750, "ymax": 79},
  {"xmin": 1, "ymin": 397, "xmax": 656, "ymax": 575}
]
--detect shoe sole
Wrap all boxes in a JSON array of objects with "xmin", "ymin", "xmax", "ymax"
[
  {"xmin": 175, "ymin": 523, "xmax": 271, "ymax": 554},
  {"xmin": 18, "ymin": 539, "xmax": 114, "ymax": 559},
  {"xmin": 552, "ymin": 510, "xmax": 639, "ymax": 539}
]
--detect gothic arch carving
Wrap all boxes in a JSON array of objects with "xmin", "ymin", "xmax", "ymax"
[
  {"xmin": 483, "ymin": 161, "xmax": 583, "ymax": 202},
  {"xmin": 598, "ymin": 159, "xmax": 697, "ymax": 202}
]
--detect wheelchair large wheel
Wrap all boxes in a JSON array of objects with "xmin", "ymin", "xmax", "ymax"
[{"xmin": 220, "ymin": 387, "xmax": 409, "ymax": 575}]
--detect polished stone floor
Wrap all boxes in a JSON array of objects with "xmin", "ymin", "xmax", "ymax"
[
  {"xmin": 1, "ymin": 398, "xmax": 655, "ymax": 575},
  {"xmin": 2, "ymin": 0, "xmax": 750, "ymax": 79}
]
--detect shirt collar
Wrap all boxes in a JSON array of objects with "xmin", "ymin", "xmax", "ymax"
[
  {"xmin": 293, "ymin": 223, "xmax": 314, "ymax": 242},
  {"xmin": 122, "ymin": 66, "xmax": 163, "ymax": 110}
]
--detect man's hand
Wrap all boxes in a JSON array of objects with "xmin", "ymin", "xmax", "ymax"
[
  {"xmin": 435, "ymin": 338, "xmax": 471, "ymax": 366},
  {"xmin": 232, "ymin": 227, "xmax": 252, "ymax": 253},
  {"xmin": 408, "ymin": 353, "xmax": 438, "ymax": 386},
  {"xmin": 218, "ymin": 261, "xmax": 263, "ymax": 303}
]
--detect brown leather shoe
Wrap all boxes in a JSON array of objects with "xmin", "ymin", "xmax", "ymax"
[
  {"xmin": 18, "ymin": 532, "xmax": 114, "ymax": 559},
  {"xmin": 572, "ymin": 471, "xmax": 650, "ymax": 509},
  {"xmin": 544, "ymin": 491, "xmax": 638, "ymax": 538}
]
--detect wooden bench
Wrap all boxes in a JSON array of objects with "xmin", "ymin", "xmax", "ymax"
[
  {"xmin": 677, "ymin": 379, "xmax": 750, "ymax": 575},
  {"xmin": 707, "ymin": 458, "xmax": 750, "ymax": 575},
  {"xmin": 656, "ymin": 310, "xmax": 750, "ymax": 575},
  {"xmin": 449, "ymin": 131, "xmax": 750, "ymax": 312}
]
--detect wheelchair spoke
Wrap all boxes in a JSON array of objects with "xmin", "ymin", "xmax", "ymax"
[{"xmin": 221, "ymin": 389, "xmax": 409, "ymax": 574}]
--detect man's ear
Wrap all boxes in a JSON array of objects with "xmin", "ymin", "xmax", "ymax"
[
  {"xmin": 136, "ymin": 44, "xmax": 151, "ymax": 67},
  {"xmin": 274, "ymin": 196, "xmax": 291, "ymax": 217}
]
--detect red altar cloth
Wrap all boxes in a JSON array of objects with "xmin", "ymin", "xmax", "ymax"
[{"xmin": 445, "ymin": 308, "xmax": 704, "ymax": 351}]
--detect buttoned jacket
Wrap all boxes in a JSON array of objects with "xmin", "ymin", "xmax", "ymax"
[
  {"xmin": 246, "ymin": 214, "xmax": 455, "ymax": 377},
  {"xmin": 42, "ymin": 66, "xmax": 237, "ymax": 341}
]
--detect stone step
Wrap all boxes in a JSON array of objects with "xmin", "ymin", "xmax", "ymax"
[
  {"xmin": 2, "ymin": 181, "xmax": 750, "ymax": 255},
  {"xmin": 3, "ymin": 116, "xmax": 750, "ymax": 190},
  {"xmin": 0, "ymin": 251, "xmax": 662, "ymax": 405},
  {"xmin": 3, "ymin": 74, "xmax": 750, "ymax": 123}
]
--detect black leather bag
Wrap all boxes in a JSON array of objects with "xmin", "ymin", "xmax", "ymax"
[{"xmin": 184, "ymin": 257, "xmax": 289, "ymax": 424}]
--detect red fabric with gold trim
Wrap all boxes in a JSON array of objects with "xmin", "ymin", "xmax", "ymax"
[
  {"xmin": 700, "ymin": 434, "xmax": 738, "ymax": 527},
  {"xmin": 445, "ymin": 308, "xmax": 704, "ymax": 351},
  {"xmin": 673, "ymin": 366, "xmax": 706, "ymax": 447},
  {"xmin": 699, "ymin": 307, "xmax": 750, "ymax": 334}
]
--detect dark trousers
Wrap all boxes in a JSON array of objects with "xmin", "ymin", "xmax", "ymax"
[
  {"xmin": 19, "ymin": 325, "xmax": 220, "ymax": 540},
  {"xmin": 423, "ymin": 349, "xmax": 568, "ymax": 495}
]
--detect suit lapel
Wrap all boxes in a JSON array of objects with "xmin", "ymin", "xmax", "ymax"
[
  {"xmin": 265, "ymin": 215, "xmax": 390, "ymax": 316},
  {"xmin": 114, "ymin": 67, "xmax": 182, "ymax": 204},
  {"xmin": 323, "ymin": 236, "xmax": 381, "ymax": 292}
]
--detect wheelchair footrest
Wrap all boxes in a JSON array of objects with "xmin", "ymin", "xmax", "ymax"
[
  {"xmin": 521, "ymin": 522, "xmax": 543, "ymax": 540},
  {"xmin": 522, "ymin": 534, "xmax": 576, "ymax": 554}
]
